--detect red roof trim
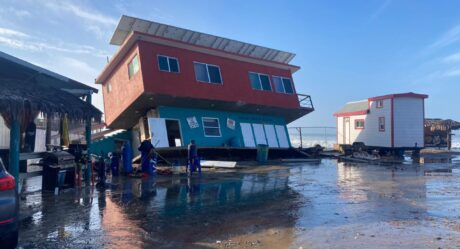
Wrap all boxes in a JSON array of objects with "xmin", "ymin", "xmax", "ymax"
[
  {"xmin": 369, "ymin": 92, "xmax": 428, "ymax": 101},
  {"xmin": 333, "ymin": 110, "xmax": 369, "ymax": 117}
]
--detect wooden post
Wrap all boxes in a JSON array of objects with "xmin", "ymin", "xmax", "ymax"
[
  {"xmin": 8, "ymin": 116, "xmax": 20, "ymax": 190},
  {"xmin": 45, "ymin": 114, "xmax": 52, "ymax": 149},
  {"xmin": 84, "ymin": 93, "xmax": 92, "ymax": 183}
]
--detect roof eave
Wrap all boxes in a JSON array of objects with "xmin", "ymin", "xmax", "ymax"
[{"xmin": 96, "ymin": 32, "xmax": 301, "ymax": 84}]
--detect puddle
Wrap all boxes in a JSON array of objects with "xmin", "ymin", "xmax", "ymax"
[{"xmin": 18, "ymin": 159, "xmax": 460, "ymax": 248}]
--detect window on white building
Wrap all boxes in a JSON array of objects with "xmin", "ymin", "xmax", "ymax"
[
  {"xmin": 202, "ymin": 117, "xmax": 221, "ymax": 137},
  {"xmin": 355, "ymin": 119, "xmax": 365, "ymax": 129},
  {"xmin": 379, "ymin": 117, "xmax": 385, "ymax": 131},
  {"xmin": 376, "ymin": 100, "xmax": 383, "ymax": 108}
]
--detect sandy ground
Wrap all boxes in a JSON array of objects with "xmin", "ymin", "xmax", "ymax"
[{"xmin": 17, "ymin": 159, "xmax": 460, "ymax": 249}]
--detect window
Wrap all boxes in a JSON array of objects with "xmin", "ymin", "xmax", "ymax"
[
  {"xmin": 379, "ymin": 117, "xmax": 385, "ymax": 131},
  {"xmin": 376, "ymin": 100, "xmax": 383, "ymax": 108},
  {"xmin": 157, "ymin": 55, "xmax": 179, "ymax": 73},
  {"xmin": 128, "ymin": 55, "xmax": 140, "ymax": 79},
  {"xmin": 272, "ymin": 76, "xmax": 294, "ymax": 94},
  {"xmin": 249, "ymin": 72, "xmax": 272, "ymax": 91},
  {"xmin": 202, "ymin": 117, "xmax": 221, "ymax": 137},
  {"xmin": 355, "ymin": 119, "xmax": 365, "ymax": 129},
  {"xmin": 194, "ymin": 62, "xmax": 222, "ymax": 84},
  {"xmin": 107, "ymin": 83, "xmax": 112, "ymax": 93}
]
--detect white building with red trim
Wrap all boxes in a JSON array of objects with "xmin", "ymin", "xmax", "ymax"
[{"xmin": 334, "ymin": 92, "xmax": 428, "ymax": 149}]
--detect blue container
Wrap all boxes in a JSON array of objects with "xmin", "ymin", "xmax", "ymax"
[{"xmin": 256, "ymin": 144, "xmax": 269, "ymax": 163}]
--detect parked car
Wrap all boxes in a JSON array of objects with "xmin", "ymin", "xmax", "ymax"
[{"xmin": 0, "ymin": 158, "xmax": 19, "ymax": 248}]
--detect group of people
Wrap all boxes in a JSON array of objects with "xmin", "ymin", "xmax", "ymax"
[{"xmin": 102, "ymin": 138, "xmax": 201, "ymax": 182}]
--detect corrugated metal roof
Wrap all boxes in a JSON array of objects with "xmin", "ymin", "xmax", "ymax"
[
  {"xmin": 335, "ymin": 100, "xmax": 368, "ymax": 115},
  {"xmin": 110, "ymin": 15, "xmax": 296, "ymax": 64}
]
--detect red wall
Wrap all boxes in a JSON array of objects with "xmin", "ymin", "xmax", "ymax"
[
  {"xmin": 102, "ymin": 44, "xmax": 144, "ymax": 125},
  {"xmin": 137, "ymin": 41, "xmax": 301, "ymax": 109}
]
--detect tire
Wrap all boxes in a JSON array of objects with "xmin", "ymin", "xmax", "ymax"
[{"xmin": 1, "ymin": 230, "xmax": 18, "ymax": 249}]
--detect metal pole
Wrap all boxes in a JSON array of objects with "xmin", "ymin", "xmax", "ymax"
[
  {"xmin": 85, "ymin": 93, "xmax": 92, "ymax": 184},
  {"xmin": 297, "ymin": 127, "xmax": 303, "ymax": 148},
  {"xmin": 9, "ymin": 116, "xmax": 20, "ymax": 190}
]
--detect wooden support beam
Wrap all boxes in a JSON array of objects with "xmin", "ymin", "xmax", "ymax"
[{"xmin": 85, "ymin": 93, "xmax": 92, "ymax": 183}]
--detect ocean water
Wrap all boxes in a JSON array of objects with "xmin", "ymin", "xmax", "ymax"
[
  {"xmin": 288, "ymin": 128, "xmax": 336, "ymax": 149},
  {"xmin": 288, "ymin": 129, "xmax": 460, "ymax": 150}
]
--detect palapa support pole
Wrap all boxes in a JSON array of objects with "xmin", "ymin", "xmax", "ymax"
[
  {"xmin": 8, "ymin": 116, "xmax": 20, "ymax": 191},
  {"xmin": 85, "ymin": 93, "xmax": 93, "ymax": 184}
]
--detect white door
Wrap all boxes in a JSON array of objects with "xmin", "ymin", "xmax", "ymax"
[
  {"xmin": 344, "ymin": 117, "xmax": 350, "ymax": 144},
  {"xmin": 252, "ymin": 124, "xmax": 267, "ymax": 145},
  {"xmin": 240, "ymin": 123, "xmax": 255, "ymax": 147},
  {"xmin": 275, "ymin": 125, "xmax": 289, "ymax": 148},
  {"xmin": 148, "ymin": 118, "xmax": 169, "ymax": 148},
  {"xmin": 264, "ymin": 124, "xmax": 279, "ymax": 148}
]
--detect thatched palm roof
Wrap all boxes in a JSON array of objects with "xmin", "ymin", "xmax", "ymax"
[{"xmin": 0, "ymin": 79, "xmax": 101, "ymax": 121}]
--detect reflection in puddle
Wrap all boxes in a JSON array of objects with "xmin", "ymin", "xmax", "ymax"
[{"xmin": 18, "ymin": 159, "xmax": 460, "ymax": 248}]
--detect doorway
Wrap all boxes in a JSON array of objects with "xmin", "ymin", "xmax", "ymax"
[
  {"xmin": 165, "ymin": 119, "xmax": 182, "ymax": 147},
  {"xmin": 343, "ymin": 117, "xmax": 350, "ymax": 144}
]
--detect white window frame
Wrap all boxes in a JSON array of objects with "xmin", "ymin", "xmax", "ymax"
[
  {"xmin": 379, "ymin": 117, "xmax": 385, "ymax": 132},
  {"xmin": 157, "ymin": 54, "xmax": 180, "ymax": 73},
  {"xmin": 128, "ymin": 54, "xmax": 140, "ymax": 79},
  {"xmin": 194, "ymin": 62, "xmax": 223, "ymax": 84},
  {"xmin": 272, "ymin": 75, "xmax": 294, "ymax": 94},
  {"xmin": 249, "ymin": 72, "xmax": 272, "ymax": 91},
  {"xmin": 107, "ymin": 82, "xmax": 112, "ymax": 93},
  {"xmin": 376, "ymin": 100, "xmax": 383, "ymax": 108},
  {"xmin": 202, "ymin": 117, "xmax": 222, "ymax": 137}
]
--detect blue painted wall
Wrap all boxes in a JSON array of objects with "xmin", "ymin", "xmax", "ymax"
[
  {"xmin": 158, "ymin": 106, "xmax": 290, "ymax": 148},
  {"xmin": 92, "ymin": 130, "xmax": 132, "ymax": 154}
]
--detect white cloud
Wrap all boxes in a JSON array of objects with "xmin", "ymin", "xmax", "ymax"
[
  {"xmin": 442, "ymin": 51, "xmax": 460, "ymax": 64},
  {"xmin": 370, "ymin": 0, "xmax": 392, "ymax": 21},
  {"xmin": 0, "ymin": 28, "xmax": 108, "ymax": 57},
  {"xmin": 443, "ymin": 67, "xmax": 460, "ymax": 77},
  {"xmin": 42, "ymin": 1, "xmax": 117, "ymax": 26},
  {"xmin": 430, "ymin": 24, "xmax": 460, "ymax": 49},
  {"xmin": 0, "ymin": 27, "xmax": 29, "ymax": 38}
]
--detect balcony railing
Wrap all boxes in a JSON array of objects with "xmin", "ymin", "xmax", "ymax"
[{"xmin": 297, "ymin": 94, "xmax": 314, "ymax": 109}]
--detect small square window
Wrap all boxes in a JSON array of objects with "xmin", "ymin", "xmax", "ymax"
[
  {"xmin": 272, "ymin": 76, "xmax": 295, "ymax": 94},
  {"xmin": 158, "ymin": 55, "xmax": 179, "ymax": 73},
  {"xmin": 202, "ymin": 117, "xmax": 221, "ymax": 137},
  {"xmin": 376, "ymin": 100, "xmax": 383, "ymax": 108},
  {"xmin": 249, "ymin": 72, "xmax": 272, "ymax": 91},
  {"xmin": 194, "ymin": 62, "xmax": 222, "ymax": 84},
  {"xmin": 355, "ymin": 119, "xmax": 365, "ymax": 129}
]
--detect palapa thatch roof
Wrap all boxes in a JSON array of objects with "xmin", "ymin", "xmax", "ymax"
[{"xmin": 0, "ymin": 79, "xmax": 101, "ymax": 121}]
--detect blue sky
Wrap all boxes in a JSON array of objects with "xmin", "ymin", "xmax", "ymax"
[{"xmin": 1, "ymin": 0, "xmax": 460, "ymax": 127}]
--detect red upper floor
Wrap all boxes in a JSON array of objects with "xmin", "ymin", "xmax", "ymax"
[{"xmin": 96, "ymin": 16, "xmax": 313, "ymax": 128}]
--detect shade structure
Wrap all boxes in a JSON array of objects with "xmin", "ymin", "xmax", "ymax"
[{"xmin": 0, "ymin": 79, "xmax": 101, "ymax": 122}]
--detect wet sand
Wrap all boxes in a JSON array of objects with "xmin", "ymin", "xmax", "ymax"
[{"xmin": 18, "ymin": 159, "xmax": 460, "ymax": 248}]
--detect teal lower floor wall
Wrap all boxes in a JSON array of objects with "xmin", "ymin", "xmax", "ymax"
[
  {"xmin": 92, "ymin": 130, "xmax": 132, "ymax": 155},
  {"xmin": 157, "ymin": 106, "xmax": 291, "ymax": 148}
]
